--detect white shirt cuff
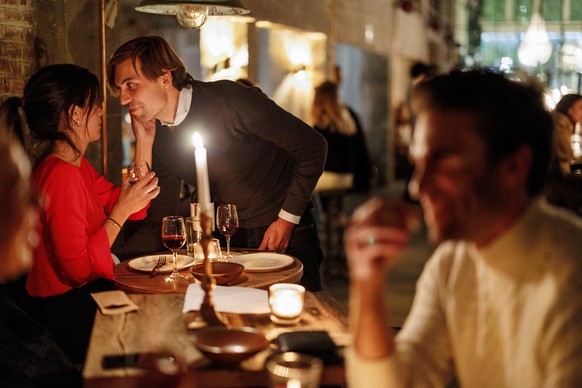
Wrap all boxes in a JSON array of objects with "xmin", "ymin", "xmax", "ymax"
[
  {"xmin": 278, "ymin": 209, "xmax": 301, "ymax": 225},
  {"xmin": 112, "ymin": 253, "xmax": 120, "ymax": 265}
]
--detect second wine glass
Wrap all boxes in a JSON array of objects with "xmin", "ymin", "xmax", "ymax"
[
  {"xmin": 161, "ymin": 216, "xmax": 187, "ymax": 281},
  {"xmin": 216, "ymin": 204, "xmax": 239, "ymax": 261}
]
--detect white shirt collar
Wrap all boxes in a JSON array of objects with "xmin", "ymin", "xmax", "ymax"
[{"xmin": 160, "ymin": 87, "xmax": 193, "ymax": 127}]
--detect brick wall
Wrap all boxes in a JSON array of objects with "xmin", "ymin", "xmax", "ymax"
[{"xmin": 0, "ymin": 0, "xmax": 35, "ymax": 103}]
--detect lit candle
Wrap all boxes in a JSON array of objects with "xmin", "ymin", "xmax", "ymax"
[
  {"xmin": 269, "ymin": 284, "xmax": 305, "ymax": 325},
  {"xmin": 286, "ymin": 380, "xmax": 301, "ymax": 388},
  {"xmin": 272, "ymin": 290, "xmax": 302, "ymax": 317},
  {"xmin": 192, "ymin": 132, "xmax": 211, "ymax": 214}
]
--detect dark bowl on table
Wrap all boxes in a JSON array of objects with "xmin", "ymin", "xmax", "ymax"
[
  {"xmin": 190, "ymin": 262, "xmax": 244, "ymax": 285},
  {"xmin": 193, "ymin": 326, "xmax": 269, "ymax": 364}
]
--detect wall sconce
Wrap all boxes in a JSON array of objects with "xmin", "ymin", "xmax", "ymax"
[
  {"xmin": 200, "ymin": 18, "xmax": 249, "ymax": 81},
  {"xmin": 213, "ymin": 57, "xmax": 231, "ymax": 74},
  {"xmin": 135, "ymin": 0, "xmax": 249, "ymax": 29},
  {"xmin": 287, "ymin": 41, "xmax": 311, "ymax": 90},
  {"xmin": 291, "ymin": 64, "xmax": 306, "ymax": 74},
  {"xmin": 291, "ymin": 64, "xmax": 310, "ymax": 90}
]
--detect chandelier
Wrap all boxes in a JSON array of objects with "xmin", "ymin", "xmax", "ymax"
[{"xmin": 517, "ymin": 11, "xmax": 553, "ymax": 67}]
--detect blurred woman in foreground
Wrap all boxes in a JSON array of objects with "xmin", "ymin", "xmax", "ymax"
[{"xmin": 0, "ymin": 132, "xmax": 80, "ymax": 386}]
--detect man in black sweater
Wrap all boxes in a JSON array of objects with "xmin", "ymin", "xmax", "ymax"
[{"xmin": 107, "ymin": 36, "xmax": 327, "ymax": 291}]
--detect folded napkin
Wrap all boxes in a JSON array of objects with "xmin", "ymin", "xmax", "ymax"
[
  {"xmin": 183, "ymin": 283, "xmax": 270, "ymax": 314},
  {"xmin": 91, "ymin": 290, "xmax": 139, "ymax": 315}
]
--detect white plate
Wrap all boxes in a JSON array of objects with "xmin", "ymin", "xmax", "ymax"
[
  {"xmin": 230, "ymin": 252, "xmax": 294, "ymax": 272},
  {"xmin": 127, "ymin": 254, "xmax": 195, "ymax": 273}
]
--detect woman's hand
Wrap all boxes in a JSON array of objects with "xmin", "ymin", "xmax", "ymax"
[
  {"xmin": 111, "ymin": 172, "xmax": 160, "ymax": 222},
  {"xmin": 132, "ymin": 118, "xmax": 156, "ymax": 168},
  {"xmin": 132, "ymin": 118, "xmax": 156, "ymax": 143}
]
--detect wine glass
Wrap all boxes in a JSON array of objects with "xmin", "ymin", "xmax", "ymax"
[
  {"xmin": 216, "ymin": 204, "xmax": 239, "ymax": 261},
  {"xmin": 161, "ymin": 216, "xmax": 187, "ymax": 281},
  {"xmin": 127, "ymin": 160, "xmax": 150, "ymax": 185}
]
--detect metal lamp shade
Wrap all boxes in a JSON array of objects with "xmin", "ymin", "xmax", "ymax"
[{"xmin": 135, "ymin": 0, "xmax": 250, "ymax": 16}]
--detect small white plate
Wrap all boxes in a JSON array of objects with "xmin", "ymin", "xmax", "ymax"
[
  {"xmin": 128, "ymin": 254, "xmax": 195, "ymax": 273},
  {"xmin": 230, "ymin": 252, "xmax": 294, "ymax": 272}
]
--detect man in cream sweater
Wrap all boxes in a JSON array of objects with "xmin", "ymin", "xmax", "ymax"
[{"xmin": 345, "ymin": 70, "xmax": 582, "ymax": 387}]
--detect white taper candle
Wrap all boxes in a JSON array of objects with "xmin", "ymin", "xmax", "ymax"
[{"xmin": 192, "ymin": 132, "xmax": 211, "ymax": 214}]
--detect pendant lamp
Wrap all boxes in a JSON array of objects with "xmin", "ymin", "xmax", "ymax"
[
  {"xmin": 135, "ymin": 0, "xmax": 249, "ymax": 29},
  {"xmin": 517, "ymin": 11, "xmax": 553, "ymax": 67}
]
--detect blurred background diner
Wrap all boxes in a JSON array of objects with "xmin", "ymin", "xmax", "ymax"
[
  {"xmin": 310, "ymin": 79, "xmax": 374, "ymax": 282},
  {"xmin": 1, "ymin": 0, "xmax": 582, "ymax": 383},
  {"xmin": 545, "ymin": 93, "xmax": 582, "ymax": 215}
]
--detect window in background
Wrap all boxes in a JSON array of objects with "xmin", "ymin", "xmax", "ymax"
[{"xmin": 477, "ymin": 0, "xmax": 582, "ymax": 95}]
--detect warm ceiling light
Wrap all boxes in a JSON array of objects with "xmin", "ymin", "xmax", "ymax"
[
  {"xmin": 135, "ymin": 0, "xmax": 249, "ymax": 29},
  {"xmin": 517, "ymin": 11, "xmax": 553, "ymax": 67}
]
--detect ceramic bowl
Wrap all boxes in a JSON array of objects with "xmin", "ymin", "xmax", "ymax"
[
  {"xmin": 193, "ymin": 326, "xmax": 269, "ymax": 364},
  {"xmin": 190, "ymin": 262, "xmax": 244, "ymax": 285}
]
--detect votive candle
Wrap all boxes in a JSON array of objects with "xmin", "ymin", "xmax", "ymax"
[{"xmin": 269, "ymin": 284, "xmax": 305, "ymax": 325}]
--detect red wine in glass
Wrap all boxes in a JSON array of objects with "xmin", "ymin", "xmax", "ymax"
[
  {"xmin": 163, "ymin": 235, "xmax": 186, "ymax": 251},
  {"xmin": 161, "ymin": 216, "xmax": 187, "ymax": 281},
  {"xmin": 219, "ymin": 223, "xmax": 238, "ymax": 239}
]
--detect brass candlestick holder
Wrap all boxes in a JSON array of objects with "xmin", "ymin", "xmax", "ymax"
[{"xmin": 199, "ymin": 211, "xmax": 227, "ymax": 327}]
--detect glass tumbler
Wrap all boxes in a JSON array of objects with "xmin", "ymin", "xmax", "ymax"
[{"xmin": 265, "ymin": 352, "xmax": 323, "ymax": 388}]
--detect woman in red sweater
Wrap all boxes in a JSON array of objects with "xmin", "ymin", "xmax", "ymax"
[{"xmin": 1, "ymin": 64, "xmax": 160, "ymax": 364}]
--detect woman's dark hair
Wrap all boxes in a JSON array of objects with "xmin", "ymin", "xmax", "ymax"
[
  {"xmin": 0, "ymin": 64, "xmax": 101, "ymax": 164},
  {"xmin": 411, "ymin": 69, "xmax": 553, "ymax": 197},
  {"xmin": 555, "ymin": 94, "xmax": 582, "ymax": 120}
]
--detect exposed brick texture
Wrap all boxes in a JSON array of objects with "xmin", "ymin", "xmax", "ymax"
[{"xmin": 0, "ymin": 1, "xmax": 35, "ymax": 103}]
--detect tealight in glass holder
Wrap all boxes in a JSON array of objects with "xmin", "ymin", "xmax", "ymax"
[
  {"xmin": 193, "ymin": 238, "xmax": 223, "ymax": 264},
  {"xmin": 185, "ymin": 216, "xmax": 202, "ymax": 257},
  {"xmin": 269, "ymin": 284, "xmax": 305, "ymax": 325},
  {"xmin": 265, "ymin": 352, "xmax": 323, "ymax": 388}
]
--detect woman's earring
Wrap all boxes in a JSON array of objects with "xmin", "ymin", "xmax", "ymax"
[{"xmin": 72, "ymin": 109, "xmax": 81, "ymax": 126}]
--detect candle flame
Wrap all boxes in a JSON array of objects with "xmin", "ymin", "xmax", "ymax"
[{"xmin": 192, "ymin": 132, "xmax": 203, "ymax": 149}]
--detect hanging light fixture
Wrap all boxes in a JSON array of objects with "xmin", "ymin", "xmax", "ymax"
[
  {"xmin": 517, "ymin": 11, "xmax": 553, "ymax": 67},
  {"xmin": 135, "ymin": 0, "xmax": 249, "ymax": 29}
]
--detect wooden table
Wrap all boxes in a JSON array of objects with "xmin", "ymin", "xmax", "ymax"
[
  {"xmin": 113, "ymin": 251, "xmax": 304, "ymax": 294},
  {"xmin": 83, "ymin": 292, "xmax": 351, "ymax": 387}
]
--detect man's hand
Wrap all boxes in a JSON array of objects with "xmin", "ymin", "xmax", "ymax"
[
  {"xmin": 346, "ymin": 197, "xmax": 421, "ymax": 361},
  {"xmin": 258, "ymin": 218, "xmax": 295, "ymax": 252},
  {"xmin": 345, "ymin": 197, "xmax": 420, "ymax": 282}
]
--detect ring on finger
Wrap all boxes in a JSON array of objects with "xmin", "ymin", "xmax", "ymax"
[{"xmin": 367, "ymin": 236, "xmax": 376, "ymax": 246}]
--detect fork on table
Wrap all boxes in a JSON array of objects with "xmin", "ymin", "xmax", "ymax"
[{"xmin": 150, "ymin": 256, "xmax": 166, "ymax": 277}]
